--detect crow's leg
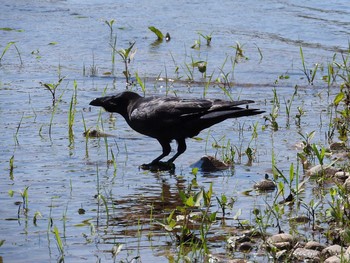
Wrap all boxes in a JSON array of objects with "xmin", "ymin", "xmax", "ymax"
[
  {"xmin": 167, "ymin": 138, "xmax": 186, "ymax": 163},
  {"xmin": 150, "ymin": 140, "xmax": 171, "ymax": 164}
]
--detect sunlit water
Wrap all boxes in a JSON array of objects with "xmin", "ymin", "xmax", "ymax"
[{"xmin": 1, "ymin": 0, "xmax": 349, "ymax": 262}]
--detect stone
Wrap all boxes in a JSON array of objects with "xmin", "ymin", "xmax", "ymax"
[
  {"xmin": 329, "ymin": 142, "xmax": 346, "ymax": 151},
  {"xmin": 238, "ymin": 242, "xmax": 254, "ymax": 252},
  {"xmin": 293, "ymin": 247, "xmax": 321, "ymax": 261},
  {"xmin": 324, "ymin": 255, "xmax": 341, "ymax": 263},
  {"xmin": 322, "ymin": 245, "xmax": 343, "ymax": 257},
  {"xmin": 304, "ymin": 241, "xmax": 326, "ymax": 251},
  {"xmin": 334, "ymin": 171, "xmax": 350, "ymax": 181},
  {"xmin": 305, "ymin": 164, "xmax": 339, "ymax": 177},
  {"xmin": 267, "ymin": 233, "xmax": 294, "ymax": 249},
  {"xmin": 254, "ymin": 178, "xmax": 276, "ymax": 192},
  {"xmin": 191, "ymin": 155, "xmax": 230, "ymax": 172},
  {"xmin": 343, "ymin": 177, "xmax": 350, "ymax": 192}
]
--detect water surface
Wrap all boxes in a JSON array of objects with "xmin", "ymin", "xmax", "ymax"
[{"xmin": 1, "ymin": 0, "xmax": 349, "ymax": 262}]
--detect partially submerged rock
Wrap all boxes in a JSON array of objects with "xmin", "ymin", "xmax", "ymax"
[
  {"xmin": 329, "ymin": 141, "xmax": 347, "ymax": 151},
  {"xmin": 305, "ymin": 164, "xmax": 339, "ymax": 177},
  {"xmin": 191, "ymin": 155, "xmax": 230, "ymax": 172},
  {"xmin": 254, "ymin": 174, "xmax": 276, "ymax": 192}
]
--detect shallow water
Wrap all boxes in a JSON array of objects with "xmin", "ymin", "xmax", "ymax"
[{"xmin": 1, "ymin": 0, "xmax": 349, "ymax": 262}]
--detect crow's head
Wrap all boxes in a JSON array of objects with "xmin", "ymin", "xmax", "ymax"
[{"xmin": 90, "ymin": 91, "xmax": 141, "ymax": 115}]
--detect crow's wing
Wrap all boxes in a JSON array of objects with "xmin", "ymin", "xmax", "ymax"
[
  {"xmin": 130, "ymin": 97, "xmax": 212, "ymax": 121},
  {"xmin": 130, "ymin": 97, "xmax": 254, "ymax": 121}
]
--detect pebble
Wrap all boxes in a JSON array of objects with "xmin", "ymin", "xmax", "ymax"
[
  {"xmin": 322, "ymin": 244, "xmax": 343, "ymax": 257},
  {"xmin": 343, "ymin": 177, "xmax": 350, "ymax": 191},
  {"xmin": 334, "ymin": 171, "xmax": 350, "ymax": 182},
  {"xmin": 238, "ymin": 242, "xmax": 254, "ymax": 252},
  {"xmin": 292, "ymin": 247, "xmax": 321, "ymax": 261},
  {"xmin": 267, "ymin": 233, "xmax": 294, "ymax": 249},
  {"xmin": 305, "ymin": 164, "xmax": 339, "ymax": 177},
  {"xmin": 304, "ymin": 241, "xmax": 326, "ymax": 251},
  {"xmin": 254, "ymin": 174, "xmax": 276, "ymax": 191},
  {"xmin": 329, "ymin": 142, "xmax": 346, "ymax": 151},
  {"xmin": 324, "ymin": 255, "xmax": 341, "ymax": 263}
]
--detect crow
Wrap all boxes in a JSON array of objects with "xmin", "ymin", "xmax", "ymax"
[{"xmin": 90, "ymin": 91, "xmax": 264, "ymax": 166}]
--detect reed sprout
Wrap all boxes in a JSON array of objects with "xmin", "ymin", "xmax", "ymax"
[{"xmin": 0, "ymin": 41, "xmax": 23, "ymax": 65}]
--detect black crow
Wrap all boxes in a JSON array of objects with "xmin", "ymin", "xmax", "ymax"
[{"xmin": 90, "ymin": 91, "xmax": 264, "ymax": 166}]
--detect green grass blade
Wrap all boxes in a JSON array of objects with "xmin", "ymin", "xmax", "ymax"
[{"xmin": 148, "ymin": 26, "xmax": 164, "ymax": 40}]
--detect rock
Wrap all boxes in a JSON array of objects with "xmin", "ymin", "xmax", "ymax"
[
  {"xmin": 346, "ymin": 245, "xmax": 350, "ymax": 257},
  {"xmin": 322, "ymin": 245, "xmax": 343, "ymax": 257},
  {"xmin": 304, "ymin": 241, "xmax": 326, "ymax": 251},
  {"xmin": 293, "ymin": 247, "xmax": 321, "ymax": 261},
  {"xmin": 343, "ymin": 177, "xmax": 350, "ymax": 192},
  {"xmin": 324, "ymin": 255, "xmax": 341, "ymax": 263},
  {"xmin": 254, "ymin": 174, "xmax": 276, "ymax": 192},
  {"xmin": 305, "ymin": 164, "xmax": 339, "ymax": 177},
  {"xmin": 330, "ymin": 142, "xmax": 347, "ymax": 151},
  {"xmin": 275, "ymin": 250, "xmax": 287, "ymax": 261},
  {"xmin": 191, "ymin": 155, "xmax": 230, "ymax": 172},
  {"xmin": 267, "ymin": 233, "xmax": 294, "ymax": 249},
  {"xmin": 238, "ymin": 242, "xmax": 254, "ymax": 252},
  {"xmin": 334, "ymin": 171, "xmax": 350, "ymax": 182},
  {"xmin": 227, "ymin": 234, "xmax": 251, "ymax": 250},
  {"xmin": 254, "ymin": 179, "xmax": 276, "ymax": 192}
]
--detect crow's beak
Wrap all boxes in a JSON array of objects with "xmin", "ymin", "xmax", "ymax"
[{"xmin": 89, "ymin": 98, "xmax": 101, "ymax": 106}]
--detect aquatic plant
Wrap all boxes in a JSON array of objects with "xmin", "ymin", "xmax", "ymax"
[
  {"xmin": 158, "ymin": 181, "xmax": 216, "ymax": 257},
  {"xmin": 301, "ymin": 199, "xmax": 321, "ymax": 231},
  {"xmin": 68, "ymin": 81, "xmax": 77, "ymax": 143},
  {"xmin": 40, "ymin": 76, "xmax": 65, "ymax": 106},
  {"xmin": 48, "ymin": 90, "xmax": 65, "ymax": 139},
  {"xmin": 197, "ymin": 31, "xmax": 212, "ymax": 46},
  {"xmin": 264, "ymin": 88, "xmax": 280, "ymax": 131},
  {"xmin": 191, "ymin": 60, "xmax": 207, "ymax": 78},
  {"xmin": 84, "ymin": 52, "xmax": 99, "ymax": 77},
  {"xmin": 135, "ymin": 72, "xmax": 146, "ymax": 95},
  {"xmin": 112, "ymin": 41, "xmax": 136, "ymax": 86},
  {"xmin": 284, "ymin": 86, "xmax": 297, "ymax": 128},
  {"xmin": 230, "ymin": 41, "xmax": 248, "ymax": 63},
  {"xmin": 13, "ymin": 112, "xmax": 24, "ymax": 146},
  {"xmin": 104, "ymin": 19, "xmax": 115, "ymax": 36},
  {"xmin": 295, "ymin": 106, "xmax": 304, "ymax": 127},
  {"xmin": 191, "ymin": 36, "xmax": 201, "ymax": 50},
  {"xmin": 53, "ymin": 225, "xmax": 65, "ymax": 259},
  {"xmin": 148, "ymin": 26, "xmax": 164, "ymax": 41},
  {"xmin": 95, "ymin": 165, "xmax": 110, "ymax": 225},
  {"xmin": 20, "ymin": 186, "xmax": 29, "ymax": 212},
  {"xmin": 9, "ymin": 155, "xmax": 14, "ymax": 180},
  {"xmin": 216, "ymin": 193, "xmax": 235, "ymax": 223},
  {"xmin": 0, "ymin": 41, "xmax": 23, "ymax": 65},
  {"xmin": 300, "ymin": 46, "xmax": 319, "ymax": 85},
  {"xmin": 332, "ymin": 48, "xmax": 350, "ymax": 141}
]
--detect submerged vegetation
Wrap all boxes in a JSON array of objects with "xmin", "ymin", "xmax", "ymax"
[{"xmin": 2, "ymin": 11, "xmax": 350, "ymax": 263}]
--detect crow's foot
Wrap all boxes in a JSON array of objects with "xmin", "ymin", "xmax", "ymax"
[{"xmin": 140, "ymin": 161, "xmax": 175, "ymax": 172}]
